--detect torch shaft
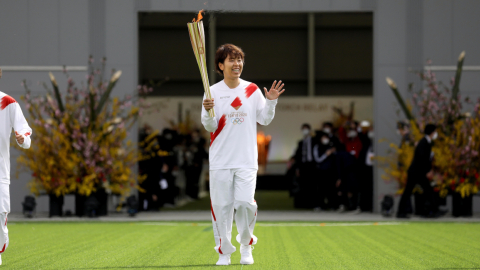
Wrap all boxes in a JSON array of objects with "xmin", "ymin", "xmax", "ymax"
[{"xmin": 188, "ymin": 21, "xmax": 215, "ymax": 117}]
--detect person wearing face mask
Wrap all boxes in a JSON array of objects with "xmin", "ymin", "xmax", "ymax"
[
  {"xmin": 338, "ymin": 121, "xmax": 363, "ymax": 158},
  {"xmin": 396, "ymin": 124, "xmax": 446, "ymax": 218},
  {"xmin": 319, "ymin": 122, "xmax": 343, "ymax": 151},
  {"xmin": 184, "ymin": 129, "xmax": 207, "ymax": 200},
  {"xmin": 138, "ymin": 124, "xmax": 165, "ymax": 211},
  {"xmin": 292, "ymin": 124, "xmax": 317, "ymax": 209},
  {"xmin": 335, "ymin": 121, "xmax": 363, "ymax": 211},
  {"xmin": 312, "ymin": 132, "xmax": 338, "ymax": 210},
  {"xmin": 396, "ymin": 121, "xmax": 412, "ymax": 146},
  {"xmin": 357, "ymin": 122, "xmax": 374, "ymax": 212}
]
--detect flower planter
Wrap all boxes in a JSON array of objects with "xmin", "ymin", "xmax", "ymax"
[
  {"xmin": 75, "ymin": 190, "xmax": 108, "ymax": 217},
  {"xmin": 49, "ymin": 194, "xmax": 64, "ymax": 217},
  {"xmin": 75, "ymin": 193, "xmax": 86, "ymax": 217},
  {"xmin": 452, "ymin": 193, "xmax": 472, "ymax": 217}
]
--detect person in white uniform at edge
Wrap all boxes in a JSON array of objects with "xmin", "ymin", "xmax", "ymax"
[
  {"xmin": 201, "ymin": 44, "xmax": 285, "ymax": 266},
  {"xmin": 0, "ymin": 68, "xmax": 33, "ymax": 265}
]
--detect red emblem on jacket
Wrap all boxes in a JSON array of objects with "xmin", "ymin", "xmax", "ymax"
[
  {"xmin": 231, "ymin": 97, "xmax": 242, "ymax": 110},
  {"xmin": 1, "ymin": 95, "xmax": 17, "ymax": 110}
]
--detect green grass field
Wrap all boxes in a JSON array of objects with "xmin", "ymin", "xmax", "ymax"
[{"xmin": 3, "ymin": 221, "xmax": 480, "ymax": 269}]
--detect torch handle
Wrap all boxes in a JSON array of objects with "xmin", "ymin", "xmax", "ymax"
[
  {"xmin": 188, "ymin": 22, "xmax": 215, "ymax": 118},
  {"xmin": 207, "ymin": 108, "xmax": 215, "ymax": 118}
]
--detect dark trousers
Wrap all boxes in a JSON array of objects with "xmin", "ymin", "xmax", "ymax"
[
  {"xmin": 316, "ymin": 169, "xmax": 337, "ymax": 209},
  {"xmin": 185, "ymin": 166, "xmax": 202, "ymax": 199},
  {"xmin": 359, "ymin": 165, "xmax": 373, "ymax": 212},
  {"xmin": 398, "ymin": 173, "xmax": 438, "ymax": 215},
  {"xmin": 294, "ymin": 164, "xmax": 317, "ymax": 208}
]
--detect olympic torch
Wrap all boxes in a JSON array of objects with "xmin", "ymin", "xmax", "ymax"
[{"xmin": 187, "ymin": 10, "xmax": 215, "ymax": 117}]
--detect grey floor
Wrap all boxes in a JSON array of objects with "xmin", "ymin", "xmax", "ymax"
[{"xmin": 8, "ymin": 210, "xmax": 480, "ymax": 223}]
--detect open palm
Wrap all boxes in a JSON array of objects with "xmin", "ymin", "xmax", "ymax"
[{"xmin": 264, "ymin": 80, "xmax": 285, "ymax": 100}]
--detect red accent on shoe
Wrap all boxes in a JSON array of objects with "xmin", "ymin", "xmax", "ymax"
[
  {"xmin": 0, "ymin": 243, "xmax": 5, "ymax": 253},
  {"xmin": 219, "ymin": 238, "xmax": 223, "ymax": 254},
  {"xmin": 249, "ymin": 238, "xmax": 254, "ymax": 245},
  {"xmin": 210, "ymin": 114, "xmax": 227, "ymax": 147}
]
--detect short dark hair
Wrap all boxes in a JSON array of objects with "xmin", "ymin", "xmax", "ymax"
[
  {"xmin": 322, "ymin": 122, "xmax": 334, "ymax": 128},
  {"xmin": 214, "ymin": 44, "xmax": 245, "ymax": 75},
  {"xmin": 301, "ymin": 123, "xmax": 311, "ymax": 130},
  {"xmin": 397, "ymin": 121, "xmax": 409, "ymax": 129},
  {"xmin": 424, "ymin": 124, "xmax": 437, "ymax": 135}
]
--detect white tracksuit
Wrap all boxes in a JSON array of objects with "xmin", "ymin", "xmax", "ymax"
[
  {"xmin": 201, "ymin": 79, "xmax": 277, "ymax": 255},
  {"xmin": 0, "ymin": 91, "xmax": 32, "ymax": 254}
]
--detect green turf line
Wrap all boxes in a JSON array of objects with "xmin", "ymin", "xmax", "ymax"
[{"xmin": 2, "ymin": 223, "xmax": 479, "ymax": 269}]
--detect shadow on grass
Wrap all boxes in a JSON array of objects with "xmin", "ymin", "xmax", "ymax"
[{"xmin": 72, "ymin": 264, "xmax": 241, "ymax": 269}]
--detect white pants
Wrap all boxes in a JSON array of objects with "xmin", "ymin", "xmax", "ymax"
[
  {"xmin": 210, "ymin": 168, "xmax": 258, "ymax": 255},
  {"xmin": 0, "ymin": 184, "xmax": 9, "ymax": 254}
]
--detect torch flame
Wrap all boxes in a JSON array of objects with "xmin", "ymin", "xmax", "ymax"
[{"xmin": 192, "ymin": 9, "xmax": 204, "ymax": 22}]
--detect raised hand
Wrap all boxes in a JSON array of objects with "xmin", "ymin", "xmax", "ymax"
[
  {"xmin": 264, "ymin": 80, "xmax": 285, "ymax": 100},
  {"xmin": 15, "ymin": 131, "xmax": 24, "ymax": 144}
]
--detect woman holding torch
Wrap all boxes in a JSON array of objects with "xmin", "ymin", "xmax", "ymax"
[{"xmin": 202, "ymin": 44, "xmax": 285, "ymax": 265}]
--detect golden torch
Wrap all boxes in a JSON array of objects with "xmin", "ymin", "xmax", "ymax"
[{"xmin": 188, "ymin": 10, "xmax": 215, "ymax": 117}]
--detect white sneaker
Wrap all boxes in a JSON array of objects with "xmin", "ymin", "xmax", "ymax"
[
  {"xmin": 216, "ymin": 254, "xmax": 231, "ymax": 266},
  {"xmin": 240, "ymin": 245, "xmax": 254, "ymax": 265}
]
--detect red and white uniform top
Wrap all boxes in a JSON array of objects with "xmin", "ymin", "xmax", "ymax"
[
  {"xmin": 0, "ymin": 92, "xmax": 32, "ymax": 184},
  {"xmin": 201, "ymin": 79, "xmax": 277, "ymax": 170}
]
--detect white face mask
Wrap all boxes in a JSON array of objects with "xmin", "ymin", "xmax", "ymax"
[
  {"xmin": 368, "ymin": 131, "xmax": 374, "ymax": 139},
  {"xmin": 431, "ymin": 132, "xmax": 438, "ymax": 140},
  {"xmin": 321, "ymin": 138, "xmax": 329, "ymax": 145},
  {"xmin": 347, "ymin": 130, "xmax": 357, "ymax": 138},
  {"xmin": 322, "ymin": 128, "xmax": 331, "ymax": 134},
  {"xmin": 302, "ymin": 129, "xmax": 310, "ymax": 136}
]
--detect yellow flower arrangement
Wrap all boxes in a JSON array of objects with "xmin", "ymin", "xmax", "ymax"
[
  {"xmin": 14, "ymin": 58, "xmax": 154, "ymax": 201},
  {"xmin": 384, "ymin": 52, "xmax": 480, "ymax": 198}
]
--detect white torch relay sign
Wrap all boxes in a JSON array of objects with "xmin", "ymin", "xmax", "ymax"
[{"xmin": 187, "ymin": 10, "xmax": 215, "ymax": 117}]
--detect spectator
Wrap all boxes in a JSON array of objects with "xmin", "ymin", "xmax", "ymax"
[
  {"xmin": 313, "ymin": 132, "xmax": 338, "ymax": 211},
  {"xmin": 138, "ymin": 124, "xmax": 165, "ymax": 211},
  {"xmin": 318, "ymin": 122, "xmax": 344, "ymax": 150},
  {"xmin": 396, "ymin": 124, "xmax": 446, "ymax": 218},
  {"xmin": 344, "ymin": 121, "xmax": 363, "ymax": 158},
  {"xmin": 160, "ymin": 128, "xmax": 180, "ymax": 207},
  {"xmin": 397, "ymin": 120, "xmax": 412, "ymax": 145},
  {"xmin": 358, "ymin": 121, "xmax": 374, "ymax": 212},
  {"xmin": 183, "ymin": 129, "xmax": 207, "ymax": 200},
  {"xmin": 293, "ymin": 123, "xmax": 317, "ymax": 208},
  {"xmin": 337, "ymin": 121, "xmax": 362, "ymax": 211}
]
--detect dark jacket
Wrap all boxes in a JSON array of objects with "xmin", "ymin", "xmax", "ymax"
[
  {"xmin": 408, "ymin": 137, "xmax": 432, "ymax": 177},
  {"xmin": 294, "ymin": 136, "xmax": 315, "ymax": 165}
]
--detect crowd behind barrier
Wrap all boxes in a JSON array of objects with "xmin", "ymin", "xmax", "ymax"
[
  {"xmin": 288, "ymin": 121, "xmax": 375, "ymax": 213},
  {"xmin": 138, "ymin": 125, "xmax": 208, "ymax": 211},
  {"xmin": 138, "ymin": 120, "xmax": 451, "ymax": 217}
]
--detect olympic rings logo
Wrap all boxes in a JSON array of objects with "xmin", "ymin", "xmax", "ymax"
[{"xmin": 231, "ymin": 118, "xmax": 244, "ymax": 125}]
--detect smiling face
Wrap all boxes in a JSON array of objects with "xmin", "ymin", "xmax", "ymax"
[{"xmin": 219, "ymin": 54, "xmax": 244, "ymax": 81}]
